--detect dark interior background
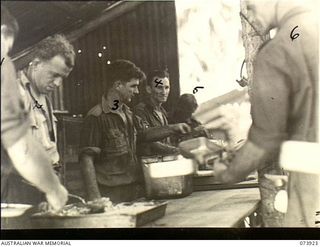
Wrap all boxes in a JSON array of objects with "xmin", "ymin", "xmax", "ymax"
[
  {"xmin": 66, "ymin": 2, "xmax": 180, "ymax": 114},
  {"xmin": 4, "ymin": 1, "xmax": 180, "ymax": 115}
]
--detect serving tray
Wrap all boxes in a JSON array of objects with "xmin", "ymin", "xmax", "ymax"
[{"xmin": 30, "ymin": 201, "xmax": 167, "ymax": 228}]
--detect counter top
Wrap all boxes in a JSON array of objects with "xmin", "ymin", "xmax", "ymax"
[
  {"xmin": 144, "ymin": 188, "xmax": 260, "ymax": 227},
  {"xmin": 1, "ymin": 188, "xmax": 260, "ymax": 229}
]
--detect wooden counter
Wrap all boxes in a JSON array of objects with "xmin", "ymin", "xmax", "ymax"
[
  {"xmin": 144, "ymin": 188, "xmax": 260, "ymax": 227},
  {"xmin": 1, "ymin": 188, "xmax": 260, "ymax": 229}
]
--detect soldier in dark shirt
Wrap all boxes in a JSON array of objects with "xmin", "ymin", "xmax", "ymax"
[
  {"xmin": 80, "ymin": 60, "xmax": 190, "ymax": 203},
  {"xmin": 134, "ymin": 69, "xmax": 179, "ymax": 156}
]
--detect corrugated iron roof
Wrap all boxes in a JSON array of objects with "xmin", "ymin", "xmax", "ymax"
[{"xmin": 2, "ymin": 1, "xmax": 119, "ymax": 56}]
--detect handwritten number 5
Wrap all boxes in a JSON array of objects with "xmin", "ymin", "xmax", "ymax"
[
  {"xmin": 290, "ymin": 26, "xmax": 299, "ymax": 41},
  {"xmin": 112, "ymin": 100, "xmax": 119, "ymax": 110}
]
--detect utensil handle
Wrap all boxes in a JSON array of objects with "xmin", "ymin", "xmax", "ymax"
[{"xmin": 68, "ymin": 194, "xmax": 86, "ymax": 204}]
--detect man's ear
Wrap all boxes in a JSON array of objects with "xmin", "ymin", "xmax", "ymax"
[
  {"xmin": 30, "ymin": 58, "xmax": 41, "ymax": 69},
  {"xmin": 113, "ymin": 80, "xmax": 122, "ymax": 89}
]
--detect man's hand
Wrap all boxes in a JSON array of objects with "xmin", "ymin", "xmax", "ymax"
[
  {"xmin": 213, "ymin": 160, "xmax": 230, "ymax": 183},
  {"xmin": 45, "ymin": 184, "xmax": 68, "ymax": 211},
  {"xmin": 170, "ymin": 123, "xmax": 192, "ymax": 134},
  {"xmin": 201, "ymin": 103, "xmax": 252, "ymax": 145},
  {"xmin": 87, "ymin": 190, "xmax": 102, "ymax": 202}
]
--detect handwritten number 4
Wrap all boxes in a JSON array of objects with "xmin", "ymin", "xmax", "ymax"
[
  {"xmin": 112, "ymin": 100, "xmax": 119, "ymax": 110},
  {"xmin": 290, "ymin": 26, "xmax": 299, "ymax": 41},
  {"xmin": 33, "ymin": 101, "xmax": 43, "ymax": 110},
  {"xmin": 154, "ymin": 79, "xmax": 163, "ymax": 87}
]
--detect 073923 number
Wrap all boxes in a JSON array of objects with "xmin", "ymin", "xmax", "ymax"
[{"xmin": 300, "ymin": 241, "xmax": 319, "ymax": 246}]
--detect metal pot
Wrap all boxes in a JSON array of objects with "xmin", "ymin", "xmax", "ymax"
[{"xmin": 141, "ymin": 155, "xmax": 196, "ymax": 199}]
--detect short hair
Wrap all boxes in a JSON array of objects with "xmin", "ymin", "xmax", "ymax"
[
  {"xmin": 177, "ymin": 94, "xmax": 198, "ymax": 112},
  {"xmin": 106, "ymin": 59, "xmax": 145, "ymax": 90},
  {"xmin": 1, "ymin": 5, "xmax": 19, "ymax": 38},
  {"xmin": 147, "ymin": 69, "xmax": 170, "ymax": 87},
  {"xmin": 31, "ymin": 34, "xmax": 75, "ymax": 68}
]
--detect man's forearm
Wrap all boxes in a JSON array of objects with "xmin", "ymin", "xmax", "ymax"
[
  {"xmin": 7, "ymin": 131, "xmax": 62, "ymax": 194},
  {"xmin": 138, "ymin": 125, "xmax": 175, "ymax": 142},
  {"xmin": 80, "ymin": 153, "xmax": 101, "ymax": 200},
  {"xmin": 218, "ymin": 141, "xmax": 268, "ymax": 184},
  {"xmin": 150, "ymin": 142, "xmax": 179, "ymax": 155}
]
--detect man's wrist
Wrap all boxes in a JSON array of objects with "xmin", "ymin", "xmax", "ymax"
[{"xmin": 168, "ymin": 124, "xmax": 178, "ymax": 133}]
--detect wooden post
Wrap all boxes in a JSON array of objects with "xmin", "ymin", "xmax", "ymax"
[{"xmin": 239, "ymin": 0, "xmax": 268, "ymax": 88}]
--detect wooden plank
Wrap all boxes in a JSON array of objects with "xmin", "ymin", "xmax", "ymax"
[
  {"xmin": 193, "ymin": 178, "xmax": 259, "ymax": 191},
  {"xmin": 144, "ymin": 188, "xmax": 260, "ymax": 227}
]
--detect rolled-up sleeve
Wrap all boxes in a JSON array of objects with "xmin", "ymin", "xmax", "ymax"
[
  {"xmin": 248, "ymin": 49, "xmax": 290, "ymax": 153},
  {"xmin": 79, "ymin": 115, "xmax": 102, "ymax": 156}
]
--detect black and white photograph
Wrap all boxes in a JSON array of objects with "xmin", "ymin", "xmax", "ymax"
[{"xmin": 1, "ymin": 0, "xmax": 319, "ymax": 239}]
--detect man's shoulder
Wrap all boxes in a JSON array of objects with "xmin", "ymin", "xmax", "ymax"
[
  {"xmin": 87, "ymin": 104, "xmax": 103, "ymax": 117},
  {"xmin": 255, "ymin": 34, "xmax": 289, "ymax": 70},
  {"xmin": 133, "ymin": 102, "xmax": 147, "ymax": 113},
  {"xmin": 258, "ymin": 35, "xmax": 284, "ymax": 55}
]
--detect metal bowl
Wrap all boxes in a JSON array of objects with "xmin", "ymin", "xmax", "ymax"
[
  {"xmin": 1, "ymin": 203, "xmax": 33, "ymax": 217},
  {"xmin": 179, "ymin": 137, "xmax": 223, "ymax": 159}
]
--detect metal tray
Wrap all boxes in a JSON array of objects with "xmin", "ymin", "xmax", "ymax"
[{"xmin": 30, "ymin": 201, "xmax": 167, "ymax": 228}]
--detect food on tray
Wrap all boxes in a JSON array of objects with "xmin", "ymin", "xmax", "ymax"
[
  {"xmin": 33, "ymin": 198, "xmax": 161, "ymax": 217},
  {"xmin": 34, "ymin": 197, "xmax": 112, "ymax": 217}
]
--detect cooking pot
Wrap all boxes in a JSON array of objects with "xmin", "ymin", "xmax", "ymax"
[{"xmin": 141, "ymin": 155, "xmax": 196, "ymax": 199}]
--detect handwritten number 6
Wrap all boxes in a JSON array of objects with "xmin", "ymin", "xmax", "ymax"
[
  {"xmin": 112, "ymin": 100, "xmax": 119, "ymax": 110},
  {"xmin": 290, "ymin": 26, "xmax": 299, "ymax": 41}
]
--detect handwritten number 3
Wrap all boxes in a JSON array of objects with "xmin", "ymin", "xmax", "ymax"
[
  {"xmin": 112, "ymin": 100, "xmax": 119, "ymax": 110},
  {"xmin": 290, "ymin": 26, "xmax": 299, "ymax": 41}
]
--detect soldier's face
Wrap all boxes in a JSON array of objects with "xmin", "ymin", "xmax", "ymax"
[
  {"xmin": 119, "ymin": 78, "xmax": 140, "ymax": 103},
  {"xmin": 31, "ymin": 55, "xmax": 72, "ymax": 95},
  {"xmin": 149, "ymin": 76, "xmax": 170, "ymax": 104}
]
